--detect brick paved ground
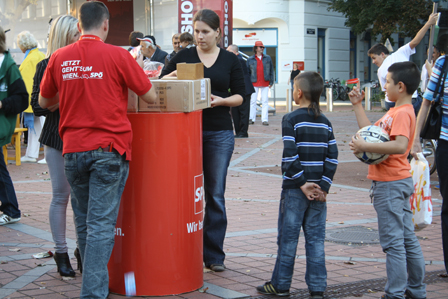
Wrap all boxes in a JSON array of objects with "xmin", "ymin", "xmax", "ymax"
[{"xmin": 1, "ymin": 102, "xmax": 447, "ymax": 298}]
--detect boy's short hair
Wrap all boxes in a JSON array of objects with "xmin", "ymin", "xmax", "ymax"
[
  {"xmin": 129, "ymin": 31, "xmax": 143, "ymax": 47},
  {"xmin": 368, "ymin": 43, "xmax": 390, "ymax": 56},
  {"xmin": 179, "ymin": 32, "xmax": 194, "ymax": 44},
  {"xmin": 388, "ymin": 61, "xmax": 421, "ymax": 95},
  {"xmin": 294, "ymin": 72, "xmax": 323, "ymax": 118}
]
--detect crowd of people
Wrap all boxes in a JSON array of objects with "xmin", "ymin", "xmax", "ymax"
[{"xmin": 0, "ymin": 2, "xmax": 447, "ymax": 299}]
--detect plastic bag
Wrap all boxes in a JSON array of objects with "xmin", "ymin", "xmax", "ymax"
[
  {"xmin": 143, "ymin": 60, "xmax": 164, "ymax": 79},
  {"xmin": 409, "ymin": 152, "xmax": 432, "ymax": 231}
]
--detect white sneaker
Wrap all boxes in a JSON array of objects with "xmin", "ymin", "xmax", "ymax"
[
  {"xmin": 20, "ymin": 156, "xmax": 37, "ymax": 163},
  {"xmin": 0, "ymin": 214, "xmax": 21, "ymax": 225},
  {"xmin": 37, "ymin": 158, "xmax": 47, "ymax": 164}
]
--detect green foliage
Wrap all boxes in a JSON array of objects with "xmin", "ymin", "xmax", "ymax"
[{"xmin": 328, "ymin": 0, "xmax": 433, "ymax": 44}]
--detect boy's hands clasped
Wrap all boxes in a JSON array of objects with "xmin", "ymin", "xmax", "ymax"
[{"xmin": 300, "ymin": 182, "xmax": 327, "ymax": 202}]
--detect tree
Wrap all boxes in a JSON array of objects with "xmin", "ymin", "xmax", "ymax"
[
  {"xmin": 0, "ymin": 0, "xmax": 40, "ymax": 31},
  {"xmin": 328, "ymin": 0, "xmax": 433, "ymax": 44}
]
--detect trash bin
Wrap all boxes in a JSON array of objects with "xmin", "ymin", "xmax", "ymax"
[{"xmin": 108, "ymin": 111, "xmax": 204, "ymax": 296}]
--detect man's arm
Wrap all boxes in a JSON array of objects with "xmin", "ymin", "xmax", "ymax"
[
  {"xmin": 411, "ymin": 98, "xmax": 431, "ymax": 158},
  {"xmin": 409, "ymin": 13, "xmax": 438, "ymax": 49},
  {"xmin": 39, "ymin": 93, "xmax": 59, "ymax": 109},
  {"xmin": 139, "ymin": 86, "xmax": 157, "ymax": 104}
]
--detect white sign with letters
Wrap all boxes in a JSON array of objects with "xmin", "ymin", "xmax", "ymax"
[{"xmin": 233, "ymin": 29, "xmax": 277, "ymax": 46}]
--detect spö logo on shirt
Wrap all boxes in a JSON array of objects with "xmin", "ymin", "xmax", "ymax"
[{"xmin": 0, "ymin": 82, "xmax": 7, "ymax": 92}]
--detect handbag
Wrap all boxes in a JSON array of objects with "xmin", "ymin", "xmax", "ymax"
[
  {"xmin": 409, "ymin": 153, "xmax": 432, "ymax": 231},
  {"xmin": 420, "ymin": 55, "xmax": 447, "ymax": 140}
]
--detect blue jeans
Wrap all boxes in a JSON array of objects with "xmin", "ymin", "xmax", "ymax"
[
  {"xmin": 436, "ymin": 139, "xmax": 448, "ymax": 273},
  {"xmin": 202, "ymin": 130, "xmax": 234, "ymax": 266},
  {"xmin": 64, "ymin": 149, "xmax": 129, "ymax": 299},
  {"xmin": 0, "ymin": 150, "xmax": 20, "ymax": 218},
  {"xmin": 372, "ymin": 178, "xmax": 426, "ymax": 299},
  {"xmin": 271, "ymin": 189, "xmax": 327, "ymax": 292}
]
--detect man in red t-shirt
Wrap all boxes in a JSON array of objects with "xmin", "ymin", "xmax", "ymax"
[
  {"xmin": 247, "ymin": 41, "xmax": 274, "ymax": 125},
  {"xmin": 39, "ymin": 2, "xmax": 156, "ymax": 298}
]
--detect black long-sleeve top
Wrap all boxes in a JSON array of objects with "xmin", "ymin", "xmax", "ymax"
[
  {"xmin": 281, "ymin": 108, "xmax": 338, "ymax": 193},
  {"xmin": 160, "ymin": 47, "xmax": 246, "ymax": 131},
  {"xmin": 30, "ymin": 57, "xmax": 63, "ymax": 151}
]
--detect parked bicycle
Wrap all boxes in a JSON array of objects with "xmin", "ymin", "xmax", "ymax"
[{"xmin": 323, "ymin": 78, "xmax": 348, "ymax": 101}]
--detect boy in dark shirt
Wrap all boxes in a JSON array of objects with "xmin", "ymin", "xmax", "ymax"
[{"xmin": 256, "ymin": 72, "xmax": 338, "ymax": 298}]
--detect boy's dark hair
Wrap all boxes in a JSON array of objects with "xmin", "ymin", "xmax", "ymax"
[
  {"xmin": 179, "ymin": 32, "xmax": 194, "ymax": 44},
  {"xmin": 387, "ymin": 61, "xmax": 421, "ymax": 95},
  {"xmin": 79, "ymin": 1, "xmax": 110, "ymax": 32},
  {"xmin": 294, "ymin": 72, "xmax": 323, "ymax": 118},
  {"xmin": 368, "ymin": 43, "xmax": 390, "ymax": 56},
  {"xmin": 129, "ymin": 31, "xmax": 143, "ymax": 47}
]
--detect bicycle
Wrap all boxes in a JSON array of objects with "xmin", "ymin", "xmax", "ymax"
[{"xmin": 323, "ymin": 78, "xmax": 347, "ymax": 101}]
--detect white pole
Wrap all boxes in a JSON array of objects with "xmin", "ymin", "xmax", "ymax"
[
  {"xmin": 326, "ymin": 88, "xmax": 333, "ymax": 112},
  {"xmin": 365, "ymin": 87, "xmax": 371, "ymax": 111}
]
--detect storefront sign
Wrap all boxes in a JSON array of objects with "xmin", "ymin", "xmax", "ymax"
[
  {"xmin": 178, "ymin": 0, "xmax": 233, "ymax": 48},
  {"xmin": 95, "ymin": 0, "xmax": 134, "ymax": 46},
  {"xmin": 233, "ymin": 29, "xmax": 277, "ymax": 46},
  {"xmin": 307, "ymin": 28, "xmax": 316, "ymax": 35}
]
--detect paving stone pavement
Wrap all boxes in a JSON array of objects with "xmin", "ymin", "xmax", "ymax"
[{"xmin": 1, "ymin": 102, "xmax": 447, "ymax": 298}]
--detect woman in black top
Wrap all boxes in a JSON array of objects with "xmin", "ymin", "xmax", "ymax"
[
  {"xmin": 161, "ymin": 9, "xmax": 245, "ymax": 272},
  {"xmin": 30, "ymin": 15, "xmax": 80, "ymax": 278}
]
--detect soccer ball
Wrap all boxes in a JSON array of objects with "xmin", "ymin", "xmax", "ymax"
[{"xmin": 354, "ymin": 125, "xmax": 390, "ymax": 165}]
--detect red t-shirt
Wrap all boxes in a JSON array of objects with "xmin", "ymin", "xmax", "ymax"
[
  {"xmin": 368, "ymin": 104, "xmax": 415, "ymax": 181},
  {"xmin": 253, "ymin": 55, "xmax": 270, "ymax": 87},
  {"xmin": 40, "ymin": 35, "xmax": 152, "ymax": 160}
]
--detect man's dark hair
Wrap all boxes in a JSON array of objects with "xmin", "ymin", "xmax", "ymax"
[
  {"xmin": 79, "ymin": 1, "xmax": 110, "ymax": 31},
  {"xmin": 388, "ymin": 61, "xmax": 421, "ymax": 95},
  {"xmin": 129, "ymin": 31, "xmax": 143, "ymax": 47},
  {"xmin": 147, "ymin": 35, "xmax": 157, "ymax": 46},
  {"xmin": 179, "ymin": 32, "xmax": 194, "ymax": 44},
  {"xmin": 368, "ymin": 43, "xmax": 390, "ymax": 56},
  {"xmin": 294, "ymin": 72, "xmax": 323, "ymax": 118}
]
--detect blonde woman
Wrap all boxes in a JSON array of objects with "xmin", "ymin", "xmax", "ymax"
[
  {"xmin": 17, "ymin": 31, "xmax": 45, "ymax": 163},
  {"xmin": 30, "ymin": 15, "xmax": 80, "ymax": 277}
]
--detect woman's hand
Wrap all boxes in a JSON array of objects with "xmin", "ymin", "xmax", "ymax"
[
  {"xmin": 210, "ymin": 94, "xmax": 225, "ymax": 107},
  {"xmin": 166, "ymin": 70, "xmax": 177, "ymax": 77},
  {"xmin": 47, "ymin": 103, "xmax": 59, "ymax": 112}
]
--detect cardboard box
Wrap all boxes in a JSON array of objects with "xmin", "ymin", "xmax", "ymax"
[
  {"xmin": 177, "ymin": 63, "xmax": 204, "ymax": 80},
  {"xmin": 138, "ymin": 78, "xmax": 211, "ymax": 112}
]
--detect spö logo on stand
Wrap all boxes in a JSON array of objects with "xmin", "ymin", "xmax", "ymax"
[{"xmin": 194, "ymin": 174, "xmax": 204, "ymax": 215}]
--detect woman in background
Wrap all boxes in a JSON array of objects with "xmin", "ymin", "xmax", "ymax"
[
  {"xmin": 17, "ymin": 31, "xmax": 45, "ymax": 163},
  {"xmin": 161, "ymin": 9, "xmax": 245, "ymax": 272},
  {"xmin": 30, "ymin": 15, "xmax": 80, "ymax": 277}
]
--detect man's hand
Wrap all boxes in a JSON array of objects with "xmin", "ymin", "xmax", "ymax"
[
  {"xmin": 315, "ymin": 191, "xmax": 328, "ymax": 202},
  {"xmin": 300, "ymin": 182, "xmax": 323, "ymax": 201},
  {"xmin": 348, "ymin": 83, "xmax": 364, "ymax": 106},
  {"xmin": 426, "ymin": 13, "xmax": 439, "ymax": 27},
  {"xmin": 410, "ymin": 139, "xmax": 423, "ymax": 160}
]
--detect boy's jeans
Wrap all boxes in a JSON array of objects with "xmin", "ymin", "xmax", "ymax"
[
  {"xmin": 65, "ymin": 150, "xmax": 129, "ymax": 299},
  {"xmin": 271, "ymin": 188, "xmax": 327, "ymax": 292},
  {"xmin": 372, "ymin": 178, "xmax": 426, "ymax": 299}
]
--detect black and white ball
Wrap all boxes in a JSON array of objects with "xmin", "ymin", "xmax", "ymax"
[{"xmin": 354, "ymin": 125, "xmax": 390, "ymax": 165}]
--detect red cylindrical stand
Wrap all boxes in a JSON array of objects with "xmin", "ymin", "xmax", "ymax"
[{"xmin": 108, "ymin": 111, "xmax": 204, "ymax": 296}]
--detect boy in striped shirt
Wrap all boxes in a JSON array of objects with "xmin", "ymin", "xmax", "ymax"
[{"xmin": 256, "ymin": 72, "xmax": 338, "ymax": 298}]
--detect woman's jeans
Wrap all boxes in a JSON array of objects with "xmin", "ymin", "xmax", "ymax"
[
  {"xmin": 65, "ymin": 149, "xmax": 129, "ymax": 299},
  {"xmin": 271, "ymin": 189, "xmax": 327, "ymax": 292},
  {"xmin": 436, "ymin": 139, "xmax": 448, "ymax": 273},
  {"xmin": 202, "ymin": 130, "xmax": 234, "ymax": 266},
  {"xmin": 372, "ymin": 178, "xmax": 426, "ymax": 299},
  {"xmin": 45, "ymin": 146, "xmax": 71, "ymax": 253},
  {"xmin": 0, "ymin": 150, "xmax": 20, "ymax": 218}
]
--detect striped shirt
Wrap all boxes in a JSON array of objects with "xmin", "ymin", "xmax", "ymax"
[
  {"xmin": 281, "ymin": 108, "xmax": 338, "ymax": 192},
  {"xmin": 422, "ymin": 55, "xmax": 448, "ymax": 141},
  {"xmin": 30, "ymin": 58, "xmax": 63, "ymax": 151}
]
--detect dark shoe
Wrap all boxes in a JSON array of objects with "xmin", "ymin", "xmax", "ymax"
[
  {"xmin": 404, "ymin": 289, "xmax": 426, "ymax": 299},
  {"xmin": 438, "ymin": 272, "xmax": 448, "ymax": 277},
  {"xmin": 235, "ymin": 133, "xmax": 248, "ymax": 138},
  {"xmin": 54, "ymin": 252, "xmax": 75, "ymax": 277},
  {"xmin": 262, "ymin": 121, "xmax": 269, "ymax": 126},
  {"xmin": 74, "ymin": 248, "xmax": 82, "ymax": 274},
  {"xmin": 249, "ymin": 120, "xmax": 255, "ymax": 125},
  {"xmin": 209, "ymin": 264, "xmax": 226, "ymax": 272},
  {"xmin": 310, "ymin": 291, "xmax": 324, "ymax": 298},
  {"xmin": 256, "ymin": 282, "xmax": 290, "ymax": 296}
]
